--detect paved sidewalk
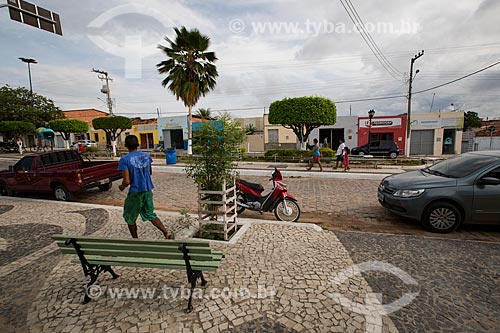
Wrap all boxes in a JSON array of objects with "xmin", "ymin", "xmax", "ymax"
[{"xmin": 1, "ymin": 198, "xmax": 399, "ymax": 333}]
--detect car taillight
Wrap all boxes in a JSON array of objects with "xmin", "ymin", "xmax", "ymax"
[{"xmin": 77, "ymin": 173, "xmax": 82, "ymax": 184}]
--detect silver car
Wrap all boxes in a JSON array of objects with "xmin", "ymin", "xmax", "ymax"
[{"xmin": 378, "ymin": 151, "xmax": 500, "ymax": 233}]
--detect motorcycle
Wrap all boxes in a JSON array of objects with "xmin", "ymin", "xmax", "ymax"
[{"xmin": 236, "ymin": 168, "xmax": 301, "ymax": 222}]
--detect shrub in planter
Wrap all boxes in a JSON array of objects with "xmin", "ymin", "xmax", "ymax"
[{"xmin": 85, "ymin": 146, "xmax": 99, "ymax": 153}]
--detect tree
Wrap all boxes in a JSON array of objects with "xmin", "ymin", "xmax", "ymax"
[
  {"xmin": 196, "ymin": 108, "xmax": 212, "ymax": 120},
  {"xmin": 244, "ymin": 124, "xmax": 256, "ymax": 135},
  {"xmin": 92, "ymin": 116, "xmax": 132, "ymax": 156},
  {"xmin": 186, "ymin": 113, "xmax": 245, "ymax": 192},
  {"xmin": 0, "ymin": 121, "xmax": 35, "ymax": 140},
  {"xmin": 48, "ymin": 119, "xmax": 89, "ymax": 149},
  {"xmin": 0, "ymin": 85, "xmax": 64, "ymax": 127},
  {"xmin": 269, "ymin": 96, "xmax": 337, "ymax": 149},
  {"xmin": 157, "ymin": 26, "xmax": 218, "ymax": 155},
  {"xmin": 464, "ymin": 111, "xmax": 482, "ymax": 131}
]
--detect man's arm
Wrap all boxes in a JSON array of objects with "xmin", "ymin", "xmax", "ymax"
[{"xmin": 119, "ymin": 170, "xmax": 130, "ymax": 191}]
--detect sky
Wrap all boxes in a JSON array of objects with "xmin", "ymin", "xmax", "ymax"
[{"xmin": 1, "ymin": 0, "xmax": 499, "ymax": 120}]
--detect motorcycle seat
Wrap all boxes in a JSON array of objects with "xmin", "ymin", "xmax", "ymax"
[{"xmin": 239, "ymin": 179, "xmax": 264, "ymax": 192}]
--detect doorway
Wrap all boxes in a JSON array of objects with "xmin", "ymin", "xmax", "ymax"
[
  {"xmin": 442, "ymin": 129, "xmax": 456, "ymax": 154},
  {"xmin": 319, "ymin": 128, "xmax": 344, "ymax": 149},
  {"xmin": 140, "ymin": 133, "xmax": 154, "ymax": 149}
]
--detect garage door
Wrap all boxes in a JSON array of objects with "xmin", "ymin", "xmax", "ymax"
[{"xmin": 410, "ymin": 130, "xmax": 434, "ymax": 155}]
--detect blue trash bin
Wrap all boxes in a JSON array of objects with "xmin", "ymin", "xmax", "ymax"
[{"xmin": 166, "ymin": 148, "xmax": 177, "ymax": 165}]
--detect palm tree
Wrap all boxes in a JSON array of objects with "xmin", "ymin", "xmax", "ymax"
[
  {"xmin": 196, "ymin": 108, "xmax": 212, "ymax": 120},
  {"xmin": 157, "ymin": 27, "xmax": 218, "ymax": 154}
]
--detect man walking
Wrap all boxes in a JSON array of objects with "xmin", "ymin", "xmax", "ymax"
[
  {"xmin": 334, "ymin": 138, "xmax": 346, "ymax": 169},
  {"xmin": 118, "ymin": 135, "xmax": 171, "ymax": 239}
]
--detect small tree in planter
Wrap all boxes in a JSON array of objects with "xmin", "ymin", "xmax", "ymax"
[{"xmin": 185, "ymin": 113, "xmax": 245, "ymax": 239}]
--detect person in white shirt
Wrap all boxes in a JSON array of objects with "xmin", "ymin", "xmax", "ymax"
[{"xmin": 334, "ymin": 139, "xmax": 345, "ymax": 169}]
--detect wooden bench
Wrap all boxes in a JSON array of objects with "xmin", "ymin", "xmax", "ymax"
[{"xmin": 52, "ymin": 235, "xmax": 224, "ymax": 313}]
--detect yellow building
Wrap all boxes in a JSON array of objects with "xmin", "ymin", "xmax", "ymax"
[
  {"xmin": 131, "ymin": 118, "xmax": 158, "ymax": 149},
  {"xmin": 263, "ymin": 114, "xmax": 297, "ymax": 150}
]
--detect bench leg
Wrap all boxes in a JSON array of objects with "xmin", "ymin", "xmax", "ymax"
[
  {"xmin": 102, "ymin": 265, "xmax": 119, "ymax": 279},
  {"xmin": 83, "ymin": 273, "xmax": 98, "ymax": 304},
  {"xmin": 186, "ymin": 279, "xmax": 196, "ymax": 313},
  {"xmin": 200, "ymin": 272, "xmax": 208, "ymax": 287}
]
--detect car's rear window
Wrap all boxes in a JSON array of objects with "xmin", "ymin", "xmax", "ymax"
[{"xmin": 426, "ymin": 154, "xmax": 499, "ymax": 178}]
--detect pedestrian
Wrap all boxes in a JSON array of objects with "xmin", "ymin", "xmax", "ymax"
[
  {"xmin": 334, "ymin": 138, "xmax": 346, "ymax": 169},
  {"xmin": 343, "ymin": 147, "xmax": 350, "ymax": 172},
  {"xmin": 118, "ymin": 135, "xmax": 172, "ymax": 239},
  {"xmin": 307, "ymin": 138, "xmax": 323, "ymax": 172},
  {"xmin": 16, "ymin": 137, "xmax": 23, "ymax": 155},
  {"xmin": 78, "ymin": 142, "xmax": 85, "ymax": 153},
  {"xmin": 73, "ymin": 141, "xmax": 79, "ymax": 151}
]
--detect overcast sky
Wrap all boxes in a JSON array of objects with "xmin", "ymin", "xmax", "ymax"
[{"xmin": 1, "ymin": 0, "xmax": 499, "ymax": 119}]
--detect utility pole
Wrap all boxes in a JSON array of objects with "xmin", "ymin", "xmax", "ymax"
[
  {"xmin": 405, "ymin": 50, "xmax": 424, "ymax": 157},
  {"xmin": 92, "ymin": 68, "xmax": 113, "ymax": 115}
]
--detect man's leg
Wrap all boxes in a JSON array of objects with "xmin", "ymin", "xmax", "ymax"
[
  {"xmin": 150, "ymin": 218, "xmax": 171, "ymax": 239},
  {"xmin": 128, "ymin": 224, "xmax": 138, "ymax": 238}
]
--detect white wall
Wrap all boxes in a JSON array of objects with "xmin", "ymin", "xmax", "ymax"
[
  {"xmin": 474, "ymin": 137, "xmax": 500, "ymax": 151},
  {"xmin": 309, "ymin": 116, "xmax": 358, "ymax": 148}
]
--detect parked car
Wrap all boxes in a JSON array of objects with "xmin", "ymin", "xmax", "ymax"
[
  {"xmin": 351, "ymin": 140, "xmax": 400, "ymax": 159},
  {"xmin": 72, "ymin": 140, "xmax": 98, "ymax": 148},
  {"xmin": 0, "ymin": 149, "xmax": 122, "ymax": 201},
  {"xmin": 378, "ymin": 151, "xmax": 500, "ymax": 233},
  {"xmin": 0, "ymin": 141, "xmax": 19, "ymax": 153}
]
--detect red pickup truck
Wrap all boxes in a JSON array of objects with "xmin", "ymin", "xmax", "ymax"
[{"xmin": 0, "ymin": 150, "xmax": 122, "ymax": 201}]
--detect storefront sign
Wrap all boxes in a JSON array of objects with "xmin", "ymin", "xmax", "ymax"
[
  {"xmin": 411, "ymin": 117, "xmax": 463, "ymax": 129},
  {"xmin": 359, "ymin": 118, "xmax": 402, "ymax": 128}
]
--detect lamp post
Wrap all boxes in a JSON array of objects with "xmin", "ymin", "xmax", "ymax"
[
  {"xmin": 368, "ymin": 109, "xmax": 375, "ymax": 155},
  {"xmin": 18, "ymin": 57, "xmax": 37, "ymax": 94},
  {"xmin": 489, "ymin": 126, "xmax": 496, "ymax": 150}
]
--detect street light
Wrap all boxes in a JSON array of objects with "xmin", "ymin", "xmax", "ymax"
[
  {"xmin": 488, "ymin": 125, "xmax": 496, "ymax": 150},
  {"xmin": 18, "ymin": 57, "xmax": 37, "ymax": 94},
  {"xmin": 368, "ymin": 109, "xmax": 375, "ymax": 155}
]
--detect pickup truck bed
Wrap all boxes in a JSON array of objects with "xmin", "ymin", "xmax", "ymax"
[{"xmin": 0, "ymin": 150, "xmax": 122, "ymax": 201}]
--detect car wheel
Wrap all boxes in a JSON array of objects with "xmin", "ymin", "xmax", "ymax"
[
  {"xmin": 98, "ymin": 182, "xmax": 112, "ymax": 191},
  {"xmin": 389, "ymin": 151, "xmax": 398, "ymax": 159},
  {"xmin": 422, "ymin": 202, "xmax": 461, "ymax": 233},
  {"xmin": 54, "ymin": 185, "xmax": 74, "ymax": 202}
]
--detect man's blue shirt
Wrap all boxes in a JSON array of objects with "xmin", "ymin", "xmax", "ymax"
[{"xmin": 118, "ymin": 151, "xmax": 154, "ymax": 193}]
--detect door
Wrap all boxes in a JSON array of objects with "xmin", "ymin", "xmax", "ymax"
[
  {"xmin": 140, "ymin": 134, "xmax": 148, "ymax": 149},
  {"xmin": 170, "ymin": 129, "xmax": 184, "ymax": 149},
  {"xmin": 442, "ymin": 129, "xmax": 456, "ymax": 154},
  {"xmin": 410, "ymin": 130, "xmax": 434, "ymax": 155},
  {"xmin": 472, "ymin": 166, "xmax": 500, "ymax": 222},
  {"xmin": 12, "ymin": 156, "xmax": 35, "ymax": 192}
]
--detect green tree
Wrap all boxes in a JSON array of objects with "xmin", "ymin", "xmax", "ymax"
[
  {"xmin": 195, "ymin": 108, "xmax": 212, "ymax": 120},
  {"xmin": 48, "ymin": 119, "xmax": 89, "ymax": 149},
  {"xmin": 157, "ymin": 27, "xmax": 218, "ymax": 154},
  {"xmin": 269, "ymin": 96, "xmax": 337, "ymax": 149},
  {"xmin": 92, "ymin": 116, "xmax": 132, "ymax": 156},
  {"xmin": 185, "ymin": 113, "xmax": 245, "ymax": 193},
  {"xmin": 464, "ymin": 111, "xmax": 482, "ymax": 131},
  {"xmin": 0, "ymin": 85, "xmax": 64, "ymax": 127},
  {"xmin": 244, "ymin": 124, "xmax": 257, "ymax": 135},
  {"xmin": 0, "ymin": 121, "xmax": 35, "ymax": 140}
]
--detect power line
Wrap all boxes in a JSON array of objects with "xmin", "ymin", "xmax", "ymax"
[
  {"xmin": 344, "ymin": 0, "xmax": 402, "ymax": 76},
  {"xmin": 339, "ymin": 0, "xmax": 401, "ymax": 80},
  {"xmin": 413, "ymin": 61, "xmax": 500, "ymax": 95}
]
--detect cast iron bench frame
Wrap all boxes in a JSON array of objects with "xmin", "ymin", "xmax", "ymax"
[{"xmin": 52, "ymin": 235, "xmax": 224, "ymax": 313}]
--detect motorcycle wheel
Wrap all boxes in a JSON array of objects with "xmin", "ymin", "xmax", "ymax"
[
  {"xmin": 236, "ymin": 192, "xmax": 247, "ymax": 215},
  {"xmin": 274, "ymin": 198, "xmax": 300, "ymax": 222}
]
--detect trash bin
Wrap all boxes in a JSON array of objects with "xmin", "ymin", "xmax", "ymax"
[{"xmin": 166, "ymin": 148, "xmax": 176, "ymax": 165}]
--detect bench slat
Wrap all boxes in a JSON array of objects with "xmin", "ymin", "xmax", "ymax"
[
  {"xmin": 52, "ymin": 235, "xmax": 210, "ymax": 248},
  {"xmin": 59, "ymin": 248, "xmax": 220, "ymax": 262},
  {"xmin": 70, "ymin": 255, "xmax": 220, "ymax": 271},
  {"xmin": 55, "ymin": 241, "xmax": 214, "ymax": 255}
]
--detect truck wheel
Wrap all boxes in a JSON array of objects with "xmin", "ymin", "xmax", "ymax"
[
  {"xmin": 422, "ymin": 202, "xmax": 461, "ymax": 233},
  {"xmin": 98, "ymin": 182, "xmax": 112, "ymax": 191},
  {"xmin": 0, "ymin": 182, "xmax": 15, "ymax": 196},
  {"xmin": 54, "ymin": 185, "xmax": 74, "ymax": 202}
]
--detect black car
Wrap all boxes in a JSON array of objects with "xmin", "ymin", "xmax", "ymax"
[
  {"xmin": 0, "ymin": 141, "xmax": 18, "ymax": 153},
  {"xmin": 351, "ymin": 140, "xmax": 400, "ymax": 159}
]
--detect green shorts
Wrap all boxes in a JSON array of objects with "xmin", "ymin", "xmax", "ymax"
[{"xmin": 123, "ymin": 191, "xmax": 157, "ymax": 225}]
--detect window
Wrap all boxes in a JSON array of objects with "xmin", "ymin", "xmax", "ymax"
[
  {"xmin": 14, "ymin": 157, "xmax": 34, "ymax": 171},
  {"xmin": 486, "ymin": 167, "xmax": 500, "ymax": 180}
]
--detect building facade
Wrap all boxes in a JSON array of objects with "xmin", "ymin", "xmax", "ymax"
[
  {"xmin": 131, "ymin": 118, "xmax": 158, "ymax": 149},
  {"xmin": 59, "ymin": 109, "xmax": 110, "ymax": 148},
  {"xmin": 309, "ymin": 116, "xmax": 358, "ymax": 151},
  {"xmin": 263, "ymin": 114, "xmax": 297, "ymax": 150},
  {"xmin": 358, "ymin": 114, "xmax": 407, "ymax": 154},
  {"xmin": 409, "ymin": 111, "xmax": 464, "ymax": 155}
]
